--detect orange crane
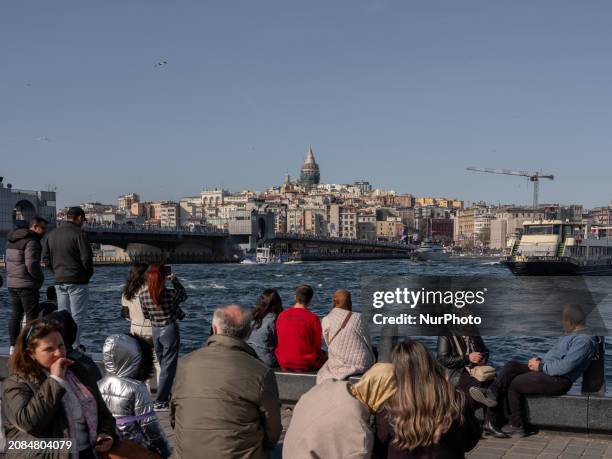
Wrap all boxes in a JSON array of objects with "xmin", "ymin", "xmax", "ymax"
[{"xmin": 466, "ymin": 167, "xmax": 554, "ymax": 208}]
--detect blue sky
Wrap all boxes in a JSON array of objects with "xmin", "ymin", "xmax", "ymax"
[{"xmin": 2, "ymin": 1, "xmax": 611, "ymax": 208}]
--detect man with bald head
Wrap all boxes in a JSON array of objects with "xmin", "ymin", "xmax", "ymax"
[{"xmin": 170, "ymin": 305, "xmax": 282, "ymax": 458}]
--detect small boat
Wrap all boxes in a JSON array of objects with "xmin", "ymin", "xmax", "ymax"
[{"xmin": 414, "ymin": 241, "xmax": 450, "ymax": 261}]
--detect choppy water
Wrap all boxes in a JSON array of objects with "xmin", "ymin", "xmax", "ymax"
[{"xmin": 1, "ymin": 258, "xmax": 610, "ymax": 386}]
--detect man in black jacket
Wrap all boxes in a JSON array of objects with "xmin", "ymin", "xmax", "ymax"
[
  {"xmin": 42, "ymin": 206, "xmax": 93, "ymax": 349},
  {"xmin": 5, "ymin": 216, "xmax": 48, "ymax": 349}
]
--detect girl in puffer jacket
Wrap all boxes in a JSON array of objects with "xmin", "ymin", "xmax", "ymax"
[{"xmin": 98, "ymin": 334, "xmax": 172, "ymax": 458}]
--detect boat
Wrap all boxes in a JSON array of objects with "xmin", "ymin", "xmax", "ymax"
[
  {"xmin": 281, "ymin": 251, "xmax": 303, "ymax": 264},
  {"xmin": 414, "ymin": 241, "xmax": 450, "ymax": 261},
  {"xmin": 502, "ymin": 220, "xmax": 612, "ymax": 275}
]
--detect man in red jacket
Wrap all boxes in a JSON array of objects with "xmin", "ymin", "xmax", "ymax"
[{"xmin": 275, "ymin": 284, "xmax": 327, "ymax": 371}]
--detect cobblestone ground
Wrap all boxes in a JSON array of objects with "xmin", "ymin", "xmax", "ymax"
[{"xmin": 158, "ymin": 408, "xmax": 612, "ymax": 459}]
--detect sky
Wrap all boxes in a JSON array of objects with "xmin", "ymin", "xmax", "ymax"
[{"xmin": 2, "ymin": 1, "xmax": 611, "ymax": 209}]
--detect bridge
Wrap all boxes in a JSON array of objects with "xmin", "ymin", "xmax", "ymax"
[
  {"xmin": 84, "ymin": 224, "xmax": 235, "ymax": 263},
  {"xmin": 264, "ymin": 233, "xmax": 414, "ymax": 260},
  {"xmin": 70, "ymin": 223, "xmax": 415, "ymax": 264}
]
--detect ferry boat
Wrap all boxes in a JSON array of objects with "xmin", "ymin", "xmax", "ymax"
[
  {"xmin": 240, "ymin": 247, "xmax": 283, "ymax": 264},
  {"xmin": 502, "ymin": 220, "xmax": 612, "ymax": 275},
  {"xmin": 414, "ymin": 241, "xmax": 450, "ymax": 261}
]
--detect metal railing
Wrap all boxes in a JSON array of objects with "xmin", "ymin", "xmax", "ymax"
[
  {"xmin": 270, "ymin": 233, "xmax": 414, "ymax": 250},
  {"xmin": 84, "ymin": 223, "xmax": 228, "ymax": 237}
]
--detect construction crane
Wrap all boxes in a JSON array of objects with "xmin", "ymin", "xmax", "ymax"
[{"xmin": 466, "ymin": 167, "xmax": 554, "ymax": 208}]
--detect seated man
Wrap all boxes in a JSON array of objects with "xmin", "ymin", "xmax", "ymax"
[
  {"xmin": 171, "ymin": 305, "xmax": 282, "ymax": 459},
  {"xmin": 275, "ymin": 284, "xmax": 327, "ymax": 372},
  {"xmin": 470, "ymin": 304, "xmax": 597, "ymax": 438}
]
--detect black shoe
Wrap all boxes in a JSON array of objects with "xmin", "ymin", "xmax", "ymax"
[
  {"xmin": 154, "ymin": 402, "xmax": 169, "ymax": 412},
  {"xmin": 482, "ymin": 420, "xmax": 510, "ymax": 438},
  {"xmin": 469, "ymin": 386, "xmax": 498, "ymax": 408},
  {"xmin": 501, "ymin": 423, "xmax": 527, "ymax": 438}
]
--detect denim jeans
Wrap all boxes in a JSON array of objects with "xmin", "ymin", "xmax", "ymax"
[
  {"xmin": 8, "ymin": 288, "xmax": 40, "ymax": 346},
  {"xmin": 152, "ymin": 321, "xmax": 180, "ymax": 404},
  {"xmin": 55, "ymin": 283, "xmax": 89, "ymax": 348}
]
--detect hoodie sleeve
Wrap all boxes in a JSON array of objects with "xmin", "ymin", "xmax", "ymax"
[
  {"xmin": 542, "ymin": 335, "xmax": 596, "ymax": 377},
  {"xmin": 24, "ymin": 239, "xmax": 44, "ymax": 287}
]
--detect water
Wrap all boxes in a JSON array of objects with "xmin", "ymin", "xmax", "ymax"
[{"xmin": 1, "ymin": 258, "xmax": 610, "ymax": 386}]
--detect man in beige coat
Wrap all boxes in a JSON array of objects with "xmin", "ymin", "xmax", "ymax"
[{"xmin": 170, "ymin": 305, "xmax": 282, "ymax": 458}]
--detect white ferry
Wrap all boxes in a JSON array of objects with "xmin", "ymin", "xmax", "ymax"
[{"xmin": 503, "ymin": 220, "xmax": 612, "ymax": 275}]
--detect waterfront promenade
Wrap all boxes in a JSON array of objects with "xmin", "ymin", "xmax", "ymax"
[{"xmin": 156, "ymin": 409, "xmax": 612, "ymax": 459}]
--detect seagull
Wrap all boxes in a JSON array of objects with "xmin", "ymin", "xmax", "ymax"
[{"xmin": 154, "ymin": 60, "xmax": 168, "ymax": 68}]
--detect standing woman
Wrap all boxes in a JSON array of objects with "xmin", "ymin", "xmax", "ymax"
[
  {"xmin": 2, "ymin": 319, "xmax": 117, "ymax": 458},
  {"xmin": 122, "ymin": 263, "xmax": 160, "ymax": 384},
  {"xmin": 138, "ymin": 264, "xmax": 187, "ymax": 411},
  {"xmin": 247, "ymin": 289, "xmax": 283, "ymax": 367},
  {"xmin": 375, "ymin": 340, "xmax": 481, "ymax": 459}
]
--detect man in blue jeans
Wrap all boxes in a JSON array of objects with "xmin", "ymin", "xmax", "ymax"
[{"xmin": 42, "ymin": 206, "xmax": 93, "ymax": 350}]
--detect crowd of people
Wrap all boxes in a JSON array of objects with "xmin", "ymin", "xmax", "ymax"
[{"xmin": 0, "ymin": 211, "xmax": 602, "ymax": 458}]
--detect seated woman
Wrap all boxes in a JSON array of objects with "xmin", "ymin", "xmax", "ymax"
[
  {"xmin": 437, "ymin": 335, "xmax": 506, "ymax": 437},
  {"xmin": 98, "ymin": 334, "xmax": 172, "ymax": 458},
  {"xmin": 284, "ymin": 363, "xmax": 396, "ymax": 459},
  {"xmin": 247, "ymin": 288, "xmax": 283, "ymax": 367},
  {"xmin": 2, "ymin": 320, "xmax": 116, "ymax": 459},
  {"xmin": 317, "ymin": 289, "xmax": 375, "ymax": 383},
  {"xmin": 375, "ymin": 340, "xmax": 481, "ymax": 459}
]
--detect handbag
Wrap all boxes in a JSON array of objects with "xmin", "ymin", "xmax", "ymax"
[
  {"xmin": 101, "ymin": 439, "xmax": 162, "ymax": 459},
  {"xmin": 450, "ymin": 336, "xmax": 496, "ymax": 382},
  {"xmin": 466, "ymin": 365, "xmax": 496, "ymax": 382}
]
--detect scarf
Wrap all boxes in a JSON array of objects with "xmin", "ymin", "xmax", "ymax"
[
  {"xmin": 61, "ymin": 370, "xmax": 99, "ymax": 458},
  {"xmin": 350, "ymin": 363, "xmax": 396, "ymax": 412}
]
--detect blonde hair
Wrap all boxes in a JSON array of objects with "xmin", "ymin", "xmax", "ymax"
[{"xmin": 385, "ymin": 340, "xmax": 465, "ymax": 450}]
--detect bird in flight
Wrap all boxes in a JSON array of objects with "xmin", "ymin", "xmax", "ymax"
[
  {"xmin": 37, "ymin": 136, "xmax": 51, "ymax": 142},
  {"xmin": 154, "ymin": 60, "xmax": 168, "ymax": 68}
]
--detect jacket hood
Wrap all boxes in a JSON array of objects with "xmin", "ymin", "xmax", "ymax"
[
  {"xmin": 7, "ymin": 228, "xmax": 36, "ymax": 243},
  {"xmin": 103, "ymin": 334, "xmax": 143, "ymax": 379}
]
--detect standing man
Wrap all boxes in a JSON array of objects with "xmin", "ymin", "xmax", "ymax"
[
  {"xmin": 171, "ymin": 305, "xmax": 282, "ymax": 459},
  {"xmin": 42, "ymin": 206, "xmax": 93, "ymax": 350},
  {"xmin": 5, "ymin": 216, "xmax": 48, "ymax": 351}
]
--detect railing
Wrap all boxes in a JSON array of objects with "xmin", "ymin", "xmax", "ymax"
[
  {"xmin": 84, "ymin": 223, "xmax": 228, "ymax": 236},
  {"xmin": 271, "ymin": 233, "xmax": 414, "ymax": 250}
]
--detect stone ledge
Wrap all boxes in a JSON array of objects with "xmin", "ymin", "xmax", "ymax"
[{"xmin": 1, "ymin": 351, "xmax": 610, "ymax": 434}]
